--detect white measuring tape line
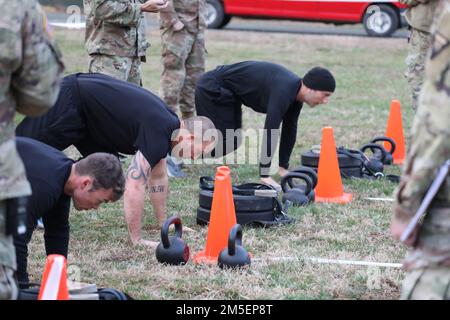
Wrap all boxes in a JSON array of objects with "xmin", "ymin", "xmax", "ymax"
[
  {"xmin": 253, "ymin": 256, "xmax": 403, "ymax": 268},
  {"xmin": 50, "ymin": 22, "xmax": 86, "ymax": 29},
  {"xmin": 364, "ymin": 197, "xmax": 394, "ymax": 202}
]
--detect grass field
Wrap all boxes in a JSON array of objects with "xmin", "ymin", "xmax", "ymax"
[{"xmin": 25, "ymin": 26, "xmax": 412, "ymax": 299}]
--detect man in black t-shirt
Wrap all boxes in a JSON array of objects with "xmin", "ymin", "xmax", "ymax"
[
  {"xmin": 14, "ymin": 137, "xmax": 125, "ymax": 285},
  {"xmin": 16, "ymin": 73, "xmax": 216, "ymax": 246},
  {"xmin": 195, "ymin": 61, "xmax": 335, "ymax": 191}
]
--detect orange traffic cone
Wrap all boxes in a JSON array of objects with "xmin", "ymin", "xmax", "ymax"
[
  {"xmin": 194, "ymin": 166, "xmax": 237, "ymax": 264},
  {"xmin": 384, "ymin": 100, "xmax": 406, "ymax": 165},
  {"xmin": 315, "ymin": 127, "xmax": 352, "ymax": 204},
  {"xmin": 38, "ymin": 254, "xmax": 69, "ymax": 300}
]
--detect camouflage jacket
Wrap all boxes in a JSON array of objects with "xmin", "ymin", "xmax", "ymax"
[
  {"xmin": 159, "ymin": 0, "xmax": 207, "ymax": 32},
  {"xmin": 84, "ymin": 0, "xmax": 150, "ymax": 57},
  {"xmin": 0, "ymin": 0, "xmax": 64, "ymax": 200},
  {"xmin": 395, "ymin": 0, "xmax": 450, "ymax": 221},
  {"xmin": 399, "ymin": 0, "xmax": 439, "ymax": 32}
]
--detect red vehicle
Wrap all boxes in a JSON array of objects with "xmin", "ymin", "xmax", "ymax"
[{"xmin": 206, "ymin": 0, "xmax": 407, "ymax": 37}]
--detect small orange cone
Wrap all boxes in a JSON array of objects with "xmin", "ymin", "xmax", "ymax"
[
  {"xmin": 194, "ymin": 166, "xmax": 237, "ymax": 264},
  {"xmin": 384, "ymin": 100, "xmax": 406, "ymax": 165},
  {"xmin": 38, "ymin": 254, "xmax": 69, "ymax": 300},
  {"xmin": 315, "ymin": 127, "xmax": 352, "ymax": 204}
]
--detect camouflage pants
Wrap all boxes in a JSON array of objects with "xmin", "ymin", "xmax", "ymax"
[
  {"xmin": 401, "ymin": 267, "xmax": 450, "ymax": 299},
  {"xmin": 88, "ymin": 54, "xmax": 142, "ymax": 86},
  {"xmin": 400, "ymin": 3, "xmax": 450, "ymax": 299},
  {"xmin": 405, "ymin": 28, "xmax": 433, "ymax": 112},
  {"xmin": 0, "ymin": 201, "xmax": 18, "ymax": 300},
  {"xmin": 160, "ymin": 27, "xmax": 206, "ymax": 118},
  {"xmin": 401, "ymin": 201, "xmax": 450, "ymax": 301}
]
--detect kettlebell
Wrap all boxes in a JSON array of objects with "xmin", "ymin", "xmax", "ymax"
[
  {"xmin": 370, "ymin": 136, "xmax": 396, "ymax": 165},
  {"xmin": 290, "ymin": 166, "xmax": 318, "ymax": 202},
  {"xmin": 281, "ymin": 172, "xmax": 313, "ymax": 206},
  {"xmin": 359, "ymin": 143, "xmax": 387, "ymax": 178},
  {"xmin": 156, "ymin": 216, "xmax": 190, "ymax": 265},
  {"xmin": 218, "ymin": 224, "xmax": 251, "ymax": 269}
]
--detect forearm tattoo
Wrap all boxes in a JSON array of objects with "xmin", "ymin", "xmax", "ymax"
[
  {"xmin": 150, "ymin": 185, "xmax": 165, "ymax": 193},
  {"xmin": 127, "ymin": 152, "xmax": 151, "ymax": 184}
]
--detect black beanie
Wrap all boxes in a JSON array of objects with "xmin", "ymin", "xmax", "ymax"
[{"xmin": 303, "ymin": 67, "xmax": 336, "ymax": 92}]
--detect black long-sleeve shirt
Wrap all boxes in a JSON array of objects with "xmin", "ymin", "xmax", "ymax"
[
  {"xmin": 14, "ymin": 137, "xmax": 73, "ymax": 285},
  {"xmin": 215, "ymin": 61, "xmax": 303, "ymax": 174},
  {"xmin": 17, "ymin": 73, "xmax": 181, "ymax": 169}
]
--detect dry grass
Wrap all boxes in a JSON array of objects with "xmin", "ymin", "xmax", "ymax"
[{"xmin": 25, "ymin": 26, "xmax": 411, "ymax": 299}]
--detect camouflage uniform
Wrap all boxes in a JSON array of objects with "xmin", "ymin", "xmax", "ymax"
[
  {"xmin": 400, "ymin": 0, "xmax": 439, "ymax": 112},
  {"xmin": 394, "ymin": 0, "xmax": 450, "ymax": 299},
  {"xmin": 84, "ymin": 0, "xmax": 150, "ymax": 86},
  {"xmin": 0, "ymin": 0, "xmax": 63, "ymax": 299},
  {"xmin": 159, "ymin": 0, "xmax": 207, "ymax": 119}
]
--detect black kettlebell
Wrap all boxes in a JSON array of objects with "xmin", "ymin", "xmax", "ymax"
[
  {"xmin": 218, "ymin": 224, "xmax": 251, "ymax": 269},
  {"xmin": 359, "ymin": 143, "xmax": 387, "ymax": 178},
  {"xmin": 281, "ymin": 172, "xmax": 313, "ymax": 206},
  {"xmin": 290, "ymin": 166, "xmax": 318, "ymax": 202},
  {"xmin": 199, "ymin": 176, "xmax": 214, "ymax": 191},
  {"xmin": 156, "ymin": 216, "xmax": 190, "ymax": 265},
  {"xmin": 370, "ymin": 136, "xmax": 396, "ymax": 165}
]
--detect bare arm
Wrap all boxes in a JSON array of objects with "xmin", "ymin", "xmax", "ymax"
[
  {"xmin": 124, "ymin": 151, "xmax": 151, "ymax": 245},
  {"xmin": 148, "ymin": 159, "xmax": 169, "ymax": 227}
]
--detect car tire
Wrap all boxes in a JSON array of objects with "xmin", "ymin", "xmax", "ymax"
[
  {"xmin": 363, "ymin": 4, "xmax": 399, "ymax": 37},
  {"xmin": 206, "ymin": 0, "xmax": 231, "ymax": 29},
  {"xmin": 220, "ymin": 14, "xmax": 232, "ymax": 28}
]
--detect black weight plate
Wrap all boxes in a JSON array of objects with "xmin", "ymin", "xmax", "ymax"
[
  {"xmin": 340, "ymin": 167, "xmax": 363, "ymax": 178},
  {"xmin": 386, "ymin": 174, "xmax": 400, "ymax": 183},
  {"xmin": 196, "ymin": 207, "xmax": 276, "ymax": 226},
  {"xmin": 301, "ymin": 150, "xmax": 362, "ymax": 168},
  {"xmin": 299, "ymin": 164, "xmax": 362, "ymax": 179},
  {"xmin": 199, "ymin": 189, "xmax": 274, "ymax": 212},
  {"xmin": 196, "ymin": 217, "xmax": 208, "ymax": 226}
]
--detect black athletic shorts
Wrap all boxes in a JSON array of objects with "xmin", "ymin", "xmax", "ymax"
[{"xmin": 195, "ymin": 69, "xmax": 243, "ymax": 157}]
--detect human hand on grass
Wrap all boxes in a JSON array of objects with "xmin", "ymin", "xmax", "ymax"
[
  {"xmin": 182, "ymin": 226, "xmax": 196, "ymax": 233},
  {"xmin": 133, "ymin": 238, "xmax": 159, "ymax": 248},
  {"xmin": 390, "ymin": 215, "xmax": 418, "ymax": 247}
]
